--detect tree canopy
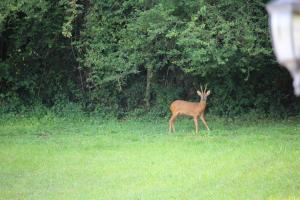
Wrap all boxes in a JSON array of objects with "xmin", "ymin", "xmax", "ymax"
[{"xmin": 1, "ymin": 0, "xmax": 299, "ymax": 117}]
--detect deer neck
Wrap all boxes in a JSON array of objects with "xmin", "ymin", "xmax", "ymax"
[
  {"xmin": 196, "ymin": 100, "xmax": 207, "ymax": 113},
  {"xmin": 199, "ymin": 100, "xmax": 207, "ymax": 105}
]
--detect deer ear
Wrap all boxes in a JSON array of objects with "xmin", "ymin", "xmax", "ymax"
[
  {"xmin": 206, "ymin": 90, "xmax": 211, "ymax": 96},
  {"xmin": 197, "ymin": 90, "xmax": 201, "ymax": 96}
]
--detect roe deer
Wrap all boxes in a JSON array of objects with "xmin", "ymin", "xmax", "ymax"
[{"xmin": 169, "ymin": 85, "xmax": 211, "ymax": 133}]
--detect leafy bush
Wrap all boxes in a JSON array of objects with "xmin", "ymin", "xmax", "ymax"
[{"xmin": 1, "ymin": 0, "xmax": 300, "ymax": 118}]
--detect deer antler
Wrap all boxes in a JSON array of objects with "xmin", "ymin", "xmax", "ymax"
[
  {"xmin": 204, "ymin": 84, "xmax": 208, "ymax": 93},
  {"xmin": 200, "ymin": 85, "xmax": 203, "ymax": 93}
]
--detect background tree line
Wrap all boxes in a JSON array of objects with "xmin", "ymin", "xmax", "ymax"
[{"xmin": 1, "ymin": 0, "xmax": 299, "ymax": 118}]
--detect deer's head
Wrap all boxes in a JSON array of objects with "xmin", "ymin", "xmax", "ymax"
[{"xmin": 197, "ymin": 84, "xmax": 211, "ymax": 101}]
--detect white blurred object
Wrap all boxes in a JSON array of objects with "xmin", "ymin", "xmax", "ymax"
[{"xmin": 266, "ymin": 0, "xmax": 300, "ymax": 96}]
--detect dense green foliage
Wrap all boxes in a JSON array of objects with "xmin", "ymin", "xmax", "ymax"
[
  {"xmin": 1, "ymin": 114, "xmax": 300, "ymax": 199},
  {"xmin": 1, "ymin": 0, "xmax": 300, "ymax": 117}
]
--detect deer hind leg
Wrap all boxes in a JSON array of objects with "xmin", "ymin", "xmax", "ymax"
[
  {"xmin": 193, "ymin": 116, "xmax": 199, "ymax": 133},
  {"xmin": 169, "ymin": 114, "xmax": 178, "ymax": 133},
  {"xmin": 200, "ymin": 114, "xmax": 210, "ymax": 131}
]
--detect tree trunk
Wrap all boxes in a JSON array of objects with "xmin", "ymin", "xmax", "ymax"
[{"xmin": 145, "ymin": 67, "xmax": 153, "ymax": 110}]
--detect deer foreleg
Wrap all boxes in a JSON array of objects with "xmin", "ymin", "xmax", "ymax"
[
  {"xmin": 201, "ymin": 114, "xmax": 210, "ymax": 131},
  {"xmin": 193, "ymin": 117, "xmax": 198, "ymax": 133}
]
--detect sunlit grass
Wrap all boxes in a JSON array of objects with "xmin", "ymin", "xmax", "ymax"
[{"xmin": 0, "ymin": 114, "xmax": 300, "ymax": 199}]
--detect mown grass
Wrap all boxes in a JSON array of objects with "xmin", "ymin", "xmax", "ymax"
[{"xmin": 0, "ymin": 113, "xmax": 300, "ymax": 200}]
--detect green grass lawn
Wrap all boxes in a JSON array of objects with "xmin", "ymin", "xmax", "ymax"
[{"xmin": 1, "ymin": 114, "xmax": 300, "ymax": 200}]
